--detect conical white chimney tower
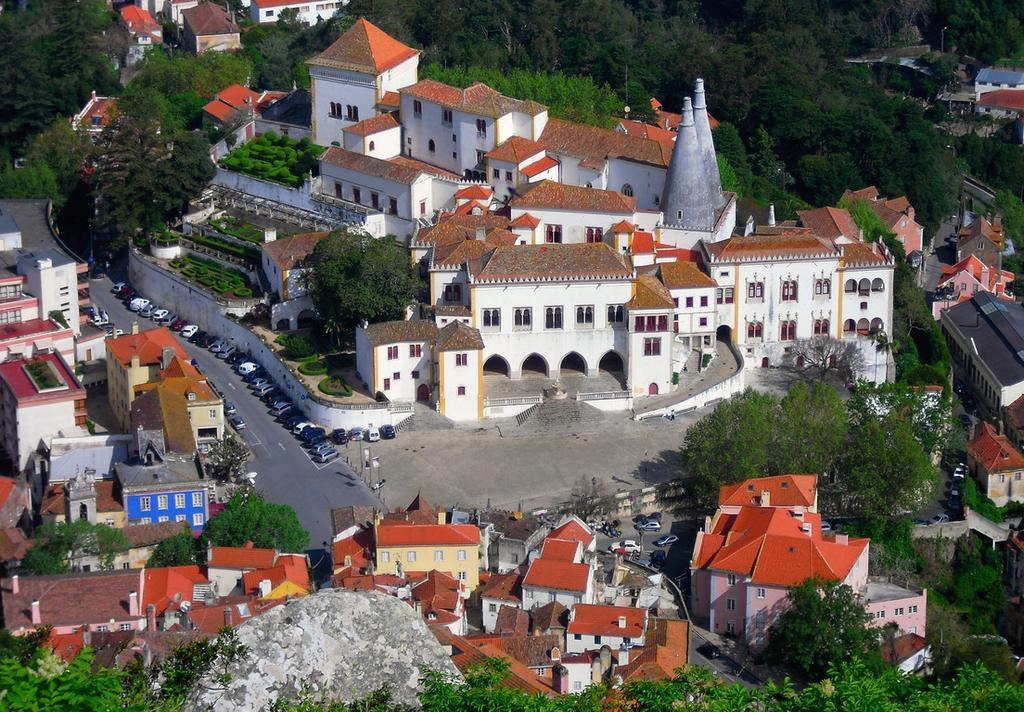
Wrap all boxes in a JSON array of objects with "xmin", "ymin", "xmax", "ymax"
[
  {"xmin": 661, "ymin": 98, "xmax": 714, "ymax": 231},
  {"xmin": 693, "ymin": 78, "xmax": 724, "ymax": 210}
]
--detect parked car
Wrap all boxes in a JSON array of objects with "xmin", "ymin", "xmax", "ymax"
[
  {"xmin": 608, "ymin": 540, "xmax": 641, "ymax": 554},
  {"xmin": 349, "ymin": 427, "xmax": 364, "ymax": 441},
  {"xmin": 260, "ymin": 389, "xmax": 282, "ymax": 404},
  {"xmin": 653, "ymin": 534, "xmax": 678, "ymax": 547},
  {"xmin": 299, "ymin": 427, "xmax": 326, "ymax": 443},
  {"xmin": 312, "ymin": 448, "xmax": 339, "ymax": 463},
  {"xmin": 242, "ymin": 370, "xmax": 265, "ymax": 383},
  {"xmin": 106, "ymin": 327, "xmax": 124, "ymax": 338},
  {"xmin": 128, "ymin": 297, "xmax": 150, "ymax": 312},
  {"xmin": 217, "ymin": 345, "xmax": 236, "ymax": 360},
  {"xmin": 224, "ymin": 401, "xmax": 237, "ymax": 415},
  {"xmin": 366, "ymin": 426, "xmax": 381, "ymax": 442},
  {"xmin": 697, "ymin": 643, "xmax": 722, "ymax": 660},
  {"xmin": 138, "ymin": 304, "xmax": 155, "ymax": 318},
  {"xmin": 187, "ymin": 329, "xmax": 206, "ymax": 344},
  {"xmin": 237, "ymin": 362, "xmax": 258, "ymax": 375},
  {"xmin": 119, "ymin": 287, "xmax": 136, "ymax": 301},
  {"xmin": 292, "ymin": 422, "xmax": 313, "ymax": 435},
  {"xmin": 284, "ymin": 415, "xmax": 305, "ymax": 428},
  {"xmin": 180, "ymin": 325, "xmax": 198, "ymax": 338},
  {"xmin": 151, "ymin": 309, "xmax": 169, "ymax": 322},
  {"xmin": 111, "ymin": 282, "xmax": 127, "ymax": 295},
  {"xmin": 330, "ymin": 429, "xmax": 349, "ymax": 444},
  {"xmin": 208, "ymin": 340, "xmax": 226, "ymax": 353},
  {"xmin": 230, "ymin": 415, "xmax": 246, "ymax": 430},
  {"xmin": 248, "ymin": 378, "xmax": 269, "ymax": 390},
  {"xmin": 254, "ymin": 383, "xmax": 275, "ymax": 397},
  {"xmin": 158, "ymin": 312, "xmax": 177, "ymax": 326},
  {"xmin": 380, "ymin": 424, "xmax": 396, "ymax": 440},
  {"xmin": 636, "ymin": 519, "xmax": 662, "ymax": 532},
  {"xmin": 307, "ymin": 439, "xmax": 331, "ymax": 453},
  {"xmin": 225, "ymin": 351, "xmax": 245, "ymax": 365},
  {"xmin": 90, "ymin": 312, "xmax": 109, "ymax": 327},
  {"xmin": 170, "ymin": 319, "xmax": 187, "ymax": 332},
  {"xmin": 271, "ymin": 403, "xmax": 293, "ymax": 418},
  {"xmin": 268, "ymin": 398, "xmax": 290, "ymax": 410},
  {"xmin": 649, "ymin": 550, "xmax": 668, "ymax": 567}
]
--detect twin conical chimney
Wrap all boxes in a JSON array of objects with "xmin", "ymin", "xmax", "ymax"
[
  {"xmin": 661, "ymin": 98, "xmax": 714, "ymax": 231},
  {"xmin": 693, "ymin": 78, "xmax": 725, "ymax": 210}
]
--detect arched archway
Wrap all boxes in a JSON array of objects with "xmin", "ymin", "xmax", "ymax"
[
  {"xmin": 79, "ymin": 503, "xmax": 88, "ymax": 521},
  {"xmin": 648, "ymin": 382, "xmax": 659, "ymax": 395},
  {"xmin": 559, "ymin": 352, "xmax": 587, "ymax": 376},
  {"xmin": 856, "ymin": 318, "xmax": 870, "ymax": 335},
  {"xmin": 417, "ymin": 384, "xmax": 431, "ymax": 401},
  {"xmin": 716, "ymin": 324, "xmax": 732, "ymax": 344},
  {"xmin": 870, "ymin": 317, "xmax": 884, "ymax": 332},
  {"xmin": 483, "ymin": 355, "xmax": 511, "ymax": 377},
  {"xmin": 276, "ymin": 318, "xmax": 291, "ymax": 331},
  {"xmin": 521, "ymin": 353, "xmax": 548, "ymax": 378},
  {"xmin": 297, "ymin": 309, "xmax": 317, "ymax": 329},
  {"xmin": 599, "ymin": 351, "xmax": 624, "ymax": 374},
  {"xmin": 761, "ymin": 356, "xmax": 770, "ymax": 368}
]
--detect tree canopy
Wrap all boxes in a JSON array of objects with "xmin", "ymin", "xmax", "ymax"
[
  {"xmin": 200, "ymin": 491, "xmax": 309, "ymax": 555},
  {"xmin": 306, "ymin": 230, "xmax": 420, "ymax": 331},
  {"xmin": 20, "ymin": 520, "xmax": 129, "ymax": 575}
]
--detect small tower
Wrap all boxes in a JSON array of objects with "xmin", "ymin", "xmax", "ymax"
[
  {"xmin": 65, "ymin": 468, "xmax": 97, "ymax": 524},
  {"xmin": 661, "ymin": 98, "xmax": 714, "ymax": 231}
]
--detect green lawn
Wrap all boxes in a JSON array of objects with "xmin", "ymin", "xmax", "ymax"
[
  {"xmin": 208, "ymin": 215, "xmax": 266, "ymax": 244},
  {"xmin": 219, "ymin": 132, "xmax": 325, "ymax": 188},
  {"xmin": 169, "ymin": 255, "xmax": 253, "ymax": 299}
]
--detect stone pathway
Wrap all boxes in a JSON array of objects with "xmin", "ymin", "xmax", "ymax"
[{"xmin": 634, "ymin": 340, "xmax": 741, "ymax": 417}]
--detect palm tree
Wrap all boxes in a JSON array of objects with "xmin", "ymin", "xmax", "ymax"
[{"xmin": 870, "ymin": 329, "xmax": 893, "ymax": 383}]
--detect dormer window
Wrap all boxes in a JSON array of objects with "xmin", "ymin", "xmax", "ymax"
[{"xmin": 187, "ymin": 391, "xmax": 196, "ymax": 401}]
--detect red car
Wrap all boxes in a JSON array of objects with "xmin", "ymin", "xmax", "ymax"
[
  {"xmin": 170, "ymin": 319, "xmax": 187, "ymax": 332},
  {"xmin": 119, "ymin": 287, "xmax": 136, "ymax": 301}
]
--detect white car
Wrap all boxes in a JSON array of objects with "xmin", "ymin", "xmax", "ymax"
[
  {"xmin": 608, "ymin": 540, "xmax": 641, "ymax": 554},
  {"xmin": 128, "ymin": 297, "xmax": 150, "ymax": 312},
  {"xmin": 366, "ymin": 426, "xmax": 381, "ymax": 442},
  {"xmin": 292, "ymin": 422, "xmax": 313, "ymax": 435},
  {"xmin": 90, "ymin": 312, "xmax": 109, "ymax": 327},
  {"xmin": 150, "ymin": 309, "xmax": 169, "ymax": 322},
  {"xmin": 180, "ymin": 325, "xmax": 198, "ymax": 339},
  {"xmin": 237, "ymin": 362, "xmax": 258, "ymax": 375}
]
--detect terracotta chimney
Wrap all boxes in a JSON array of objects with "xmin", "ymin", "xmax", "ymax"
[
  {"xmin": 223, "ymin": 606, "xmax": 233, "ymax": 627},
  {"xmin": 11, "ymin": 575, "xmax": 17, "ymax": 595},
  {"xmin": 243, "ymin": 541, "xmax": 255, "ymax": 549},
  {"xmin": 129, "ymin": 590, "xmax": 139, "ymax": 617},
  {"xmin": 31, "ymin": 600, "xmax": 41, "ymax": 625},
  {"xmin": 146, "ymin": 603, "xmax": 157, "ymax": 632}
]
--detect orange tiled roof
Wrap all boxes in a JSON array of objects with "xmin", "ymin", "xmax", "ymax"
[
  {"xmin": 216, "ymin": 84, "xmax": 260, "ymax": 110},
  {"xmin": 119, "ymin": 5, "xmax": 160, "ymax": 34},
  {"xmin": 797, "ymin": 207, "xmax": 860, "ymax": 242},
  {"xmin": 436, "ymin": 629, "xmax": 556, "ymax": 696},
  {"xmin": 719, "ymin": 474, "xmax": 817, "ymax": 508},
  {"xmin": 107, "ymin": 327, "xmax": 188, "ymax": 367},
  {"xmin": 613, "ymin": 220, "xmax": 635, "ymax": 233},
  {"xmin": 977, "ymin": 89, "xmax": 1024, "ymax": 111},
  {"xmin": 540, "ymin": 118, "xmax": 670, "ymax": 169},
  {"xmin": 617, "ymin": 618, "xmax": 688, "ymax": 682},
  {"xmin": 509, "ymin": 180, "xmax": 635, "ymax": 214},
  {"xmin": 480, "ymin": 572, "xmax": 521, "ymax": 602},
  {"xmin": 241, "ymin": 554, "xmax": 309, "ymax": 596},
  {"xmin": 143, "ymin": 565, "xmax": 209, "ymax": 616},
  {"xmin": 627, "ymin": 274, "xmax": 675, "ymax": 310},
  {"xmin": 207, "ymin": 544, "xmax": 277, "ymax": 570},
  {"xmin": 658, "ymin": 261, "xmax": 715, "ymax": 289},
  {"xmin": 567, "ymin": 603, "xmax": 645, "ymax": 638},
  {"xmin": 41, "ymin": 481, "xmax": 123, "ymax": 516},
  {"xmin": 378, "ymin": 91, "xmax": 400, "ymax": 108},
  {"xmin": 402, "ymin": 80, "xmax": 546, "ymax": 119},
  {"xmin": 548, "ymin": 518, "xmax": 594, "ymax": 547},
  {"xmin": 182, "ymin": 3, "xmax": 238, "ymax": 36},
  {"xmin": 520, "ymin": 156, "xmax": 559, "ymax": 178},
  {"xmin": 343, "ymin": 113, "xmax": 400, "ymax": 137},
  {"xmin": 509, "ymin": 213, "xmax": 540, "ymax": 229},
  {"xmin": 539, "ymin": 538, "xmax": 580, "ymax": 562},
  {"xmin": 840, "ymin": 241, "xmax": 889, "ymax": 267},
  {"xmin": 969, "ymin": 421, "xmax": 1024, "ymax": 472},
  {"xmin": 693, "ymin": 507, "xmax": 868, "ymax": 586},
  {"xmin": 486, "ymin": 136, "xmax": 546, "ymax": 164},
  {"xmin": 416, "ymin": 212, "xmax": 510, "ymax": 247},
  {"xmin": 473, "ymin": 243, "xmax": 631, "ymax": 283},
  {"xmin": 522, "ymin": 558, "xmax": 590, "ymax": 592},
  {"xmin": 412, "ymin": 569, "xmax": 462, "ymax": 619},
  {"xmin": 455, "ymin": 185, "xmax": 493, "ymax": 200},
  {"xmin": 309, "ymin": 18, "xmax": 419, "ymax": 74},
  {"xmin": 262, "ymin": 231, "xmax": 330, "ymax": 270},
  {"xmin": 375, "ymin": 522, "xmax": 479, "ymax": 547},
  {"xmin": 706, "ymin": 228, "xmax": 837, "ymax": 261}
]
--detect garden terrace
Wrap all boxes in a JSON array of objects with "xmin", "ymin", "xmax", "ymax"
[
  {"xmin": 259, "ymin": 327, "xmax": 373, "ymax": 405},
  {"xmin": 219, "ymin": 132, "xmax": 325, "ymax": 188},
  {"xmin": 207, "ymin": 214, "xmax": 268, "ymax": 244},
  {"xmin": 23, "ymin": 360, "xmax": 67, "ymax": 392},
  {"xmin": 182, "ymin": 232, "xmax": 261, "ymax": 265},
  {"xmin": 169, "ymin": 255, "xmax": 255, "ymax": 299}
]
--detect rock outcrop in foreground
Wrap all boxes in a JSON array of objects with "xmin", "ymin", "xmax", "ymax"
[{"xmin": 188, "ymin": 589, "xmax": 460, "ymax": 710}]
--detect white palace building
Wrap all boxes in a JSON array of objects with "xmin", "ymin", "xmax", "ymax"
[{"xmin": 268, "ymin": 19, "xmax": 895, "ymax": 421}]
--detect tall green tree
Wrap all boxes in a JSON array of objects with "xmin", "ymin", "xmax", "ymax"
[
  {"xmin": 148, "ymin": 531, "xmax": 200, "ymax": 568},
  {"xmin": 307, "ymin": 230, "xmax": 419, "ymax": 330},
  {"xmin": 765, "ymin": 577, "xmax": 879, "ymax": 680},
  {"xmin": 21, "ymin": 520, "xmax": 129, "ymax": 575},
  {"xmin": 200, "ymin": 491, "xmax": 309, "ymax": 554}
]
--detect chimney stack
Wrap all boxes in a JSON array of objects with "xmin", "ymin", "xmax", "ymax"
[
  {"xmin": 661, "ymin": 97, "xmax": 714, "ymax": 232},
  {"xmin": 131, "ymin": 321, "xmax": 139, "ymax": 335},
  {"xmin": 259, "ymin": 579, "xmax": 272, "ymax": 598},
  {"xmin": 147, "ymin": 603, "xmax": 157, "ymax": 632},
  {"xmin": 768, "ymin": 204, "xmax": 776, "ymax": 227},
  {"xmin": 760, "ymin": 489, "xmax": 771, "ymax": 508},
  {"xmin": 802, "ymin": 522, "xmax": 812, "ymax": 536},
  {"xmin": 129, "ymin": 590, "xmax": 139, "ymax": 617},
  {"xmin": 692, "ymin": 78, "xmax": 725, "ymax": 209},
  {"xmin": 30, "ymin": 600, "xmax": 41, "ymax": 625},
  {"xmin": 223, "ymin": 606, "xmax": 233, "ymax": 627},
  {"xmin": 11, "ymin": 575, "xmax": 17, "ymax": 595},
  {"xmin": 617, "ymin": 615, "xmax": 627, "ymax": 629},
  {"xmin": 836, "ymin": 533, "xmax": 849, "ymax": 545},
  {"xmin": 160, "ymin": 347, "xmax": 176, "ymax": 369},
  {"xmin": 618, "ymin": 643, "xmax": 630, "ymax": 666}
]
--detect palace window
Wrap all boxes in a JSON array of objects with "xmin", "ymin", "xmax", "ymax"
[
  {"xmin": 815, "ymin": 278, "xmax": 831, "ymax": 295},
  {"xmin": 643, "ymin": 337, "xmax": 661, "ymax": 356},
  {"xmin": 514, "ymin": 307, "xmax": 532, "ymax": 330},
  {"xmin": 747, "ymin": 321, "xmax": 763, "ymax": 339},
  {"xmin": 747, "ymin": 281, "xmax": 764, "ymax": 299},
  {"xmin": 782, "ymin": 280, "xmax": 798, "ymax": 301},
  {"xmin": 455, "ymin": 353, "xmax": 468, "ymax": 366},
  {"xmin": 409, "ymin": 344, "xmax": 422, "ymax": 358},
  {"xmin": 606, "ymin": 305, "xmax": 624, "ymax": 324},
  {"xmin": 482, "ymin": 308, "xmax": 500, "ymax": 328},
  {"xmin": 387, "ymin": 346, "xmax": 398, "ymax": 360},
  {"xmin": 476, "ymin": 119, "xmax": 487, "ymax": 137},
  {"xmin": 413, "ymin": 100, "xmax": 422, "ymax": 118},
  {"xmin": 443, "ymin": 284, "xmax": 462, "ymax": 302},
  {"xmin": 545, "ymin": 225, "xmax": 562, "ymax": 243},
  {"xmin": 716, "ymin": 287, "xmax": 734, "ymax": 304},
  {"xmin": 575, "ymin": 306, "xmax": 594, "ymax": 326},
  {"xmin": 780, "ymin": 320, "xmax": 796, "ymax": 341},
  {"xmin": 345, "ymin": 105, "xmax": 359, "ymax": 121},
  {"xmin": 813, "ymin": 319, "xmax": 830, "ymax": 335},
  {"xmin": 545, "ymin": 306, "xmax": 563, "ymax": 329},
  {"xmin": 442, "ymin": 109, "xmax": 452, "ymax": 125},
  {"xmin": 585, "ymin": 227, "xmax": 602, "ymax": 243}
]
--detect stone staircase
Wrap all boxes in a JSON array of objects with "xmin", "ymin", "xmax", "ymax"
[
  {"xmin": 398, "ymin": 403, "xmax": 455, "ymax": 432},
  {"xmin": 514, "ymin": 398, "xmax": 608, "ymax": 435},
  {"xmin": 515, "ymin": 403, "xmax": 540, "ymax": 427}
]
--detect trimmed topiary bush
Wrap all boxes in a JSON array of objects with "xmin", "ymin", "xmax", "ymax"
[
  {"xmin": 299, "ymin": 359, "xmax": 328, "ymax": 375},
  {"xmin": 318, "ymin": 376, "xmax": 353, "ymax": 397}
]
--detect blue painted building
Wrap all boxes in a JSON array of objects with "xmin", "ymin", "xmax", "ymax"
[{"xmin": 114, "ymin": 447, "xmax": 211, "ymax": 532}]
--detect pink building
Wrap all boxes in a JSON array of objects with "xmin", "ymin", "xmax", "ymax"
[
  {"xmin": 691, "ymin": 474, "xmax": 925, "ymax": 651},
  {"xmin": 932, "ymin": 254, "xmax": 1014, "ymax": 319},
  {"xmin": 842, "ymin": 187, "xmax": 924, "ymax": 257}
]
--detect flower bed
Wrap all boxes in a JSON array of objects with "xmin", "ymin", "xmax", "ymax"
[
  {"xmin": 187, "ymin": 232, "xmax": 260, "ymax": 263},
  {"xmin": 208, "ymin": 215, "xmax": 265, "ymax": 244},
  {"xmin": 219, "ymin": 132, "xmax": 325, "ymax": 188},
  {"xmin": 318, "ymin": 376, "xmax": 353, "ymax": 397},
  {"xmin": 169, "ymin": 255, "xmax": 253, "ymax": 299}
]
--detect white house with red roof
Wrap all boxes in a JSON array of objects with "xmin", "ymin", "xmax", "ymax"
[
  {"xmin": 308, "ymin": 18, "xmax": 420, "ymax": 145},
  {"xmin": 932, "ymin": 254, "xmax": 1014, "ymax": 319},
  {"xmin": 70, "ymin": 91, "xmax": 117, "ymax": 137},
  {"xmin": 521, "ymin": 521, "xmax": 596, "ymax": 610},
  {"xmin": 691, "ymin": 474, "xmax": 925, "ymax": 651},
  {"xmin": 565, "ymin": 603, "xmax": 648, "ymax": 654},
  {"xmin": 250, "ymin": 0, "xmax": 342, "ymax": 26},
  {"xmin": 205, "ymin": 542, "xmax": 282, "ymax": 596},
  {"xmin": 118, "ymin": 5, "xmax": 162, "ymax": 65}
]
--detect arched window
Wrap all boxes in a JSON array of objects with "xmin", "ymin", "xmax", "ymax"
[
  {"xmin": 820, "ymin": 318, "xmax": 829, "ymax": 335},
  {"xmin": 780, "ymin": 320, "xmax": 796, "ymax": 341},
  {"xmin": 870, "ymin": 317, "xmax": 884, "ymax": 333},
  {"xmin": 845, "ymin": 279, "xmax": 857, "ymax": 293},
  {"xmin": 858, "ymin": 278, "xmax": 870, "ymax": 296},
  {"xmin": 368, "ymin": 140, "xmax": 375, "ymax": 151},
  {"xmin": 747, "ymin": 321, "xmax": 762, "ymax": 339},
  {"xmin": 815, "ymin": 279, "xmax": 830, "ymax": 295},
  {"xmin": 621, "ymin": 184, "xmax": 634, "ymax": 197},
  {"xmin": 872, "ymin": 278, "xmax": 885, "ymax": 292},
  {"xmin": 79, "ymin": 503, "xmax": 88, "ymax": 521},
  {"xmin": 428, "ymin": 139, "xmax": 436, "ymax": 153},
  {"xmin": 857, "ymin": 318, "xmax": 870, "ymax": 335},
  {"xmin": 843, "ymin": 319, "xmax": 856, "ymax": 334}
]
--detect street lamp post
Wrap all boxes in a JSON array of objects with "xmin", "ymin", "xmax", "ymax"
[{"xmin": 941, "ymin": 26, "xmax": 948, "ymax": 54}]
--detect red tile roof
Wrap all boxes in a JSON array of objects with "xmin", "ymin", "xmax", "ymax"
[
  {"xmin": 718, "ymin": 474, "xmax": 817, "ymax": 508},
  {"xmin": 437, "ymin": 629, "xmax": 556, "ymax": 696},
  {"xmin": 241, "ymin": 554, "xmax": 309, "ymax": 596},
  {"xmin": 41, "ymin": 480, "xmax": 123, "ymax": 517},
  {"xmin": 182, "ymin": 3, "xmax": 238, "ymax": 36},
  {"xmin": 387, "ymin": 154, "xmax": 462, "ymax": 181},
  {"xmin": 540, "ymin": 118, "xmax": 671, "ymax": 169},
  {"xmin": 547, "ymin": 518, "xmax": 595, "ymax": 548},
  {"xmin": 567, "ymin": 604, "xmax": 646, "ymax": 638},
  {"xmin": 0, "ymin": 317, "xmax": 68, "ymax": 344},
  {"xmin": 107, "ymin": 327, "xmax": 188, "ymax": 367},
  {"xmin": 522, "ymin": 558, "xmax": 591, "ymax": 593},
  {"xmin": 343, "ymin": 113, "xmax": 400, "ymax": 137},
  {"xmin": 628, "ymin": 273, "xmax": 675, "ymax": 310},
  {"xmin": 474, "ymin": 243, "xmax": 631, "ymax": 283},
  {"xmin": 486, "ymin": 136, "xmax": 546, "ymax": 164},
  {"xmin": 375, "ymin": 522, "xmax": 479, "ymax": 547},
  {"xmin": 403, "ymin": 80, "xmax": 545, "ymax": 119},
  {"xmin": 119, "ymin": 5, "xmax": 160, "ymax": 34},
  {"xmin": 207, "ymin": 544, "xmax": 277, "ymax": 570},
  {"xmin": 969, "ymin": 421, "xmax": 1024, "ymax": 472},
  {"xmin": 618, "ymin": 118, "xmax": 676, "ymax": 143},
  {"xmin": 309, "ymin": 18, "xmax": 419, "ymax": 74},
  {"xmin": 706, "ymin": 228, "xmax": 838, "ymax": 261},
  {"xmin": 321, "ymin": 146, "xmax": 428, "ymax": 185},
  {"xmin": 658, "ymin": 260, "xmax": 715, "ymax": 289},
  {"xmin": 216, "ymin": 84, "xmax": 260, "ymax": 109},
  {"xmin": 455, "ymin": 185, "xmax": 492, "ymax": 200},
  {"xmin": 415, "ymin": 212, "xmax": 510, "ymax": 247},
  {"xmin": 978, "ymin": 89, "xmax": 1024, "ymax": 111},
  {"xmin": 480, "ymin": 572, "xmax": 521, "ymax": 602},
  {"xmin": 880, "ymin": 632, "xmax": 928, "ymax": 666},
  {"xmin": 203, "ymin": 99, "xmax": 237, "ymax": 124},
  {"xmin": 840, "ymin": 241, "xmax": 889, "ymax": 267},
  {"xmin": 143, "ymin": 565, "xmax": 209, "ymax": 616},
  {"xmin": 509, "ymin": 180, "xmax": 635, "ymax": 214},
  {"xmin": 412, "ymin": 569, "xmax": 463, "ymax": 624},
  {"xmin": 186, "ymin": 595, "xmax": 283, "ymax": 635},
  {"xmin": 797, "ymin": 207, "xmax": 861, "ymax": 242},
  {"xmin": 539, "ymin": 538, "xmax": 580, "ymax": 562},
  {"xmin": 1, "ymin": 570, "xmax": 144, "ymax": 629},
  {"xmin": 519, "ymin": 156, "xmax": 559, "ymax": 178},
  {"xmin": 616, "ymin": 618, "xmax": 688, "ymax": 682},
  {"xmin": 262, "ymin": 231, "xmax": 330, "ymax": 270},
  {"xmin": 692, "ymin": 507, "xmax": 868, "ymax": 587},
  {"xmin": 509, "ymin": 213, "xmax": 540, "ymax": 229}
]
